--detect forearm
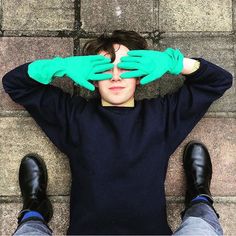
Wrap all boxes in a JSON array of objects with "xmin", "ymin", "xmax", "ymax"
[
  {"xmin": 2, "ymin": 62, "xmax": 51, "ymax": 106},
  {"xmin": 181, "ymin": 58, "xmax": 200, "ymax": 75},
  {"xmin": 182, "ymin": 58, "xmax": 232, "ymax": 98},
  {"xmin": 3, "ymin": 63, "xmax": 42, "ymax": 92}
]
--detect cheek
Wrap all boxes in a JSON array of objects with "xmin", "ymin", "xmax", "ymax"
[
  {"xmin": 97, "ymin": 81, "xmax": 109, "ymax": 91},
  {"xmin": 97, "ymin": 80, "xmax": 105, "ymax": 87},
  {"xmin": 130, "ymin": 79, "xmax": 138, "ymax": 88}
]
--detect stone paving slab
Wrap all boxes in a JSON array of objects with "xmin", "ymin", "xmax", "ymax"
[
  {"xmin": 0, "ymin": 37, "xmax": 74, "ymax": 111},
  {"xmin": 2, "ymin": 0, "xmax": 74, "ymax": 31},
  {"xmin": 0, "ymin": 117, "xmax": 71, "ymax": 196},
  {"xmin": 156, "ymin": 36, "xmax": 235, "ymax": 112},
  {"xmin": 165, "ymin": 118, "xmax": 236, "ymax": 196},
  {"xmin": 233, "ymin": 0, "xmax": 236, "ymax": 31},
  {"xmin": 0, "ymin": 117, "xmax": 235, "ymax": 196},
  {"xmin": 0, "ymin": 201, "xmax": 69, "ymax": 235},
  {"xmin": 1, "ymin": 199, "xmax": 235, "ymax": 235},
  {"xmin": 0, "ymin": 0, "xmax": 2, "ymax": 28},
  {"xmin": 79, "ymin": 38, "xmax": 154, "ymax": 53},
  {"xmin": 80, "ymin": 0, "xmax": 157, "ymax": 33},
  {"xmin": 159, "ymin": 0, "xmax": 232, "ymax": 32},
  {"xmin": 158, "ymin": 36, "xmax": 234, "ymax": 75}
]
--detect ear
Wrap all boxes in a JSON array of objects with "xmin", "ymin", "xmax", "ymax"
[
  {"xmin": 94, "ymin": 81, "xmax": 99, "ymax": 87},
  {"xmin": 136, "ymin": 78, "xmax": 140, "ymax": 85}
]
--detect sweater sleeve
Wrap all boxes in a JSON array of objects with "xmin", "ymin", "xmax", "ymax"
[
  {"xmin": 2, "ymin": 62, "xmax": 87, "ymax": 155},
  {"xmin": 159, "ymin": 58, "xmax": 233, "ymax": 156}
]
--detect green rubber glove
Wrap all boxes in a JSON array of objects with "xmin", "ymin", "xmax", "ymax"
[
  {"xmin": 117, "ymin": 48, "xmax": 184, "ymax": 85},
  {"xmin": 28, "ymin": 55, "xmax": 114, "ymax": 91}
]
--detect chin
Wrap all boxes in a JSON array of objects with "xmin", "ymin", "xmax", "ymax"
[{"xmin": 110, "ymin": 101, "xmax": 125, "ymax": 106}]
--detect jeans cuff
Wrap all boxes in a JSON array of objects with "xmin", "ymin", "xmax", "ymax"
[
  {"xmin": 17, "ymin": 216, "xmax": 52, "ymax": 232},
  {"xmin": 181, "ymin": 200, "xmax": 220, "ymax": 219}
]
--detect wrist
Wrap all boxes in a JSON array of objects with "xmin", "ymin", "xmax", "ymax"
[
  {"xmin": 28, "ymin": 57, "xmax": 65, "ymax": 84},
  {"xmin": 181, "ymin": 58, "xmax": 200, "ymax": 75},
  {"xmin": 165, "ymin": 48, "xmax": 184, "ymax": 75},
  {"xmin": 51, "ymin": 57, "xmax": 66, "ymax": 77}
]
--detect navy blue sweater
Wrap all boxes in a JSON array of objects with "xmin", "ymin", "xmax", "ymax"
[{"xmin": 2, "ymin": 59, "xmax": 232, "ymax": 235}]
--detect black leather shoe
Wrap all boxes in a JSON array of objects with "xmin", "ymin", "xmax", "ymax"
[
  {"xmin": 18, "ymin": 154, "xmax": 53, "ymax": 223},
  {"xmin": 183, "ymin": 141, "xmax": 213, "ymax": 207}
]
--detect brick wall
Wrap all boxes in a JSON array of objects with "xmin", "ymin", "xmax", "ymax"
[{"xmin": 0, "ymin": 0, "xmax": 235, "ymax": 234}]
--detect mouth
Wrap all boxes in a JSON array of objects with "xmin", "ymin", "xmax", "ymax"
[{"xmin": 109, "ymin": 86, "xmax": 125, "ymax": 91}]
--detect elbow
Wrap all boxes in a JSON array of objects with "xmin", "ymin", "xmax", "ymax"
[
  {"xmin": 224, "ymin": 71, "xmax": 233, "ymax": 90},
  {"xmin": 1, "ymin": 69, "xmax": 17, "ymax": 95},
  {"xmin": 220, "ymin": 68, "xmax": 233, "ymax": 88},
  {"xmin": 218, "ymin": 71, "xmax": 233, "ymax": 96},
  {"xmin": 2, "ymin": 69, "xmax": 18, "ymax": 94},
  {"xmin": 228, "ymin": 72, "xmax": 233, "ymax": 88},
  {"xmin": 213, "ymin": 70, "xmax": 234, "ymax": 98}
]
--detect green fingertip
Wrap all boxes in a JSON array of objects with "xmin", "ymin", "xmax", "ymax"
[
  {"xmin": 101, "ymin": 75, "xmax": 112, "ymax": 80},
  {"xmin": 128, "ymin": 50, "xmax": 135, "ymax": 54},
  {"xmin": 87, "ymin": 85, "xmax": 95, "ymax": 91},
  {"xmin": 92, "ymin": 55, "xmax": 111, "ymax": 62},
  {"xmin": 90, "ymin": 73, "xmax": 113, "ymax": 81},
  {"xmin": 120, "ymin": 73, "xmax": 129, "ymax": 79},
  {"xmin": 139, "ymin": 79, "xmax": 146, "ymax": 85},
  {"xmin": 103, "ymin": 57, "xmax": 111, "ymax": 62},
  {"xmin": 91, "ymin": 55, "xmax": 104, "ymax": 59},
  {"xmin": 120, "ymin": 56, "xmax": 130, "ymax": 61},
  {"xmin": 127, "ymin": 50, "xmax": 139, "ymax": 55},
  {"xmin": 117, "ymin": 62, "xmax": 123, "ymax": 68}
]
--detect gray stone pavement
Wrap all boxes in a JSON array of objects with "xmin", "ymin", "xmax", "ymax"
[{"xmin": 0, "ymin": 0, "xmax": 235, "ymax": 235}]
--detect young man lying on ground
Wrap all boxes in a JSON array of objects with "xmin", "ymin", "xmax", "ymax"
[{"xmin": 2, "ymin": 30, "xmax": 232, "ymax": 235}]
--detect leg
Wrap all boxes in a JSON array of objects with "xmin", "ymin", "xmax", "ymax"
[
  {"xmin": 173, "ymin": 141, "xmax": 223, "ymax": 236},
  {"xmin": 173, "ymin": 203, "xmax": 223, "ymax": 235},
  {"xmin": 13, "ymin": 220, "xmax": 52, "ymax": 236},
  {"xmin": 13, "ymin": 154, "xmax": 53, "ymax": 235}
]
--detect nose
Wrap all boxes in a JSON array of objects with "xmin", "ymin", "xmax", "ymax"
[{"xmin": 111, "ymin": 65, "xmax": 122, "ymax": 81}]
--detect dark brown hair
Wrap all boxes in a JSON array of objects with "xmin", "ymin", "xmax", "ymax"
[{"xmin": 82, "ymin": 30, "xmax": 148, "ymax": 62}]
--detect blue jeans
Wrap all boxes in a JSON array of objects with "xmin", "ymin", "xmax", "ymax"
[
  {"xmin": 13, "ymin": 203, "xmax": 222, "ymax": 235},
  {"xmin": 173, "ymin": 203, "xmax": 223, "ymax": 235},
  {"xmin": 13, "ymin": 219, "xmax": 52, "ymax": 236}
]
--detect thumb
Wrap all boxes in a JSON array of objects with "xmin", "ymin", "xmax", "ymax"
[
  {"xmin": 79, "ymin": 79, "xmax": 95, "ymax": 91},
  {"xmin": 140, "ymin": 73, "xmax": 157, "ymax": 85},
  {"xmin": 72, "ymin": 75, "xmax": 95, "ymax": 91}
]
